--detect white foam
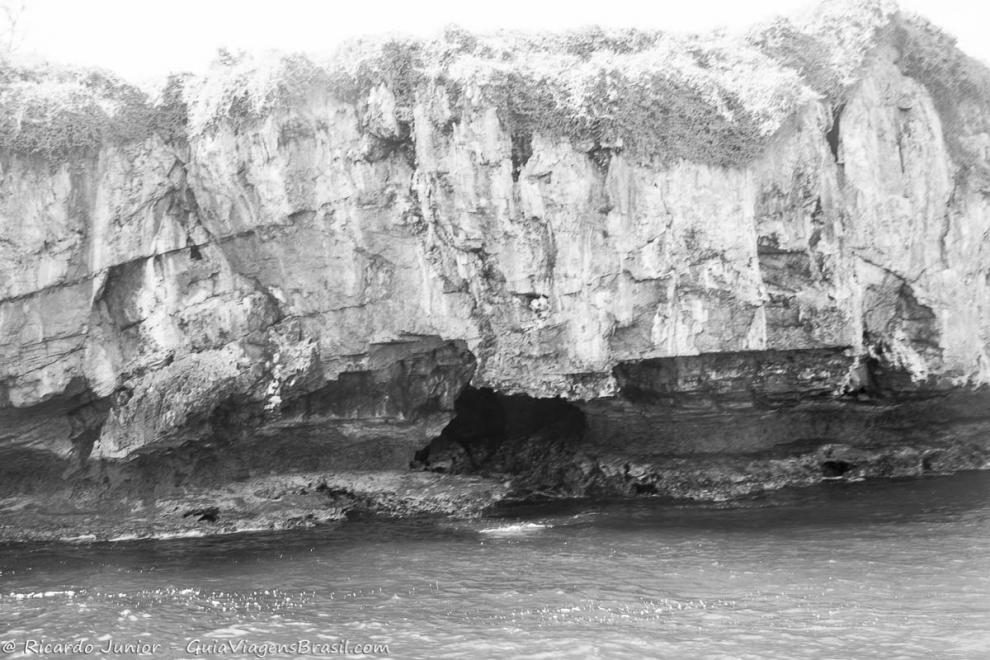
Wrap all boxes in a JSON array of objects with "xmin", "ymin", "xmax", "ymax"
[
  {"xmin": 62, "ymin": 534, "xmax": 97, "ymax": 543},
  {"xmin": 478, "ymin": 522, "xmax": 549, "ymax": 536},
  {"xmin": 154, "ymin": 530, "xmax": 207, "ymax": 540}
]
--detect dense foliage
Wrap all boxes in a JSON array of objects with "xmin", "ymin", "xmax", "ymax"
[
  {"xmin": 0, "ymin": 59, "xmax": 193, "ymax": 159},
  {"xmin": 3, "ymin": 0, "xmax": 990, "ymax": 169},
  {"xmin": 182, "ymin": 0, "xmax": 903, "ymax": 167}
]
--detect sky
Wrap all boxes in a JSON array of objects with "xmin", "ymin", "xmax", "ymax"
[{"xmin": 6, "ymin": 0, "xmax": 990, "ymax": 81}]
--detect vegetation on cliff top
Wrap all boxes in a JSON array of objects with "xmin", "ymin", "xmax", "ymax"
[
  {"xmin": 162, "ymin": 0, "xmax": 911, "ymax": 166},
  {"xmin": 2, "ymin": 0, "xmax": 990, "ymax": 168},
  {"xmin": 892, "ymin": 15, "xmax": 990, "ymax": 177},
  {"xmin": 0, "ymin": 58, "xmax": 190, "ymax": 159}
]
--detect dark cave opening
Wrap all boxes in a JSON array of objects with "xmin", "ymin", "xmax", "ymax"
[
  {"xmin": 412, "ymin": 386, "xmax": 586, "ymax": 479},
  {"xmin": 822, "ymin": 460, "xmax": 854, "ymax": 478}
]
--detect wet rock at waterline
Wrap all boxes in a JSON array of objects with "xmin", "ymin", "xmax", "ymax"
[
  {"xmin": 2, "ymin": 0, "xmax": 990, "ymax": 540},
  {"xmin": 415, "ymin": 356, "xmax": 990, "ymax": 501}
]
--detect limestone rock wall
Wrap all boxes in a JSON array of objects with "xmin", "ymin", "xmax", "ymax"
[{"xmin": 1, "ymin": 11, "xmax": 989, "ymax": 493}]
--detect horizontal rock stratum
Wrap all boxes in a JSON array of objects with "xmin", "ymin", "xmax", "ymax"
[{"xmin": 1, "ymin": 0, "xmax": 989, "ymax": 540}]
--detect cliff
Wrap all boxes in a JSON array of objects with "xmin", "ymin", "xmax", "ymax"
[{"xmin": 1, "ymin": 0, "xmax": 989, "ymax": 540}]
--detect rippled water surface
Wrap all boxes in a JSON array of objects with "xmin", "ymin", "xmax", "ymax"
[{"xmin": 2, "ymin": 472, "xmax": 989, "ymax": 659}]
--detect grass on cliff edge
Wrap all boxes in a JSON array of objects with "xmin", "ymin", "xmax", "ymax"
[
  {"xmin": 0, "ymin": 57, "xmax": 189, "ymax": 160},
  {"xmin": 4, "ymin": 0, "xmax": 990, "ymax": 169}
]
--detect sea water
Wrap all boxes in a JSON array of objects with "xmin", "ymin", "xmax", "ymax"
[{"xmin": 2, "ymin": 471, "xmax": 988, "ymax": 659}]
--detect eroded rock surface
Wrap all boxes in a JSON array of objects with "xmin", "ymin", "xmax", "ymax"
[{"xmin": 1, "ymin": 1, "xmax": 989, "ymax": 539}]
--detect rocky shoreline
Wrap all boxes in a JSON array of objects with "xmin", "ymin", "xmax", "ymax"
[
  {"xmin": 2, "ymin": 382, "xmax": 987, "ymax": 543},
  {"xmin": 0, "ymin": 472, "xmax": 509, "ymax": 543}
]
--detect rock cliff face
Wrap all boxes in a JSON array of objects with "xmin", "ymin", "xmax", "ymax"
[{"xmin": 1, "ymin": 0, "xmax": 989, "ymax": 539}]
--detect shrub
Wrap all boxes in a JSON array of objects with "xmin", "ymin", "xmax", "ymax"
[
  {"xmin": 0, "ymin": 59, "xmax": 186, "ymax": 159},
  {"xmin": 747, "ymin": 0, "xmax": 898, "ymax": 99},
  {"xmin": 183, "ymin": 50, "xmax": 335, "ymax": 135},
  {"xmin": 325, "ymin": 37, "xmax": 425, "ymax": 110},
  {"xmin": 149, "ymin": 73, "xmax": 191, "ymax": 143},
  {"xmin": 890, "ymin": 14, "xmax": 990, "ymax": 179}
]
